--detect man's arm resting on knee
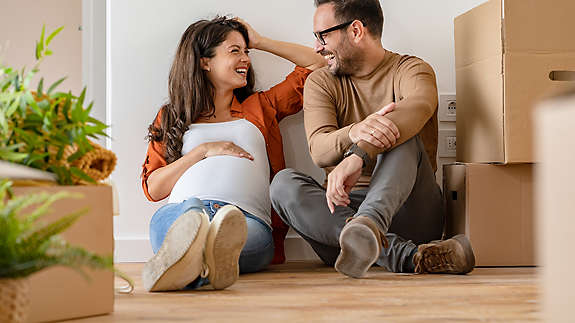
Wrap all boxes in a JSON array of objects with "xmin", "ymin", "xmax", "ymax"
[{"xmin": 358, "ymin": 58, "xmax": 438, "ymax": 160}]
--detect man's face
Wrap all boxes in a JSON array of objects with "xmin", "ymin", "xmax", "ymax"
[{"xmin": 313, "ymin": 4, "xmax": 360, "ymax": 76}]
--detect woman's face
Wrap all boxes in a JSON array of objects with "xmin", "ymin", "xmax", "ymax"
[{"xmin": 203, "ymin": 31, "xmax": 251, "ymax": 92}]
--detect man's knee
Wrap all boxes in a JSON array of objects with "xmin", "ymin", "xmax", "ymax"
[
  {"xmin": 375, "ymin": 135, "xmax": 422, "ymax": 167},
  {"xmin": 270, "ymin": 168, "xmax": 300, "ymax": 204},
  {"xmin": 391, "ymin": 135, "xmax": 420, "ymax": 156}
]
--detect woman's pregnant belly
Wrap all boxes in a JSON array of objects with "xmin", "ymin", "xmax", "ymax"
[{"xmin": 168, "ymin": 155, "xmax": 270, "ymax": 216}]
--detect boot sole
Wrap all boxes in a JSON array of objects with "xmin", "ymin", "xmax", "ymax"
[
  {"xmin": 452, "ymin": 234, "xmax": 476, "ymax": 274},
  {"xmin": 335, "ymin": 223, "xmax": 380, "ymax": 278},
  {"xmin": 204, "ymin": 205, "xmax": 247, "ymax": 290},
  {"xmin": 142, "ymin": 210, "xmax": 209, "ymax": 292}
]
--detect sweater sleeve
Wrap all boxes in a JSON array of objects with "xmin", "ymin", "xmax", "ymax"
[
  {"xmin": 358, "ymin": 56, "xmax": 438, "ymax": 160},
  {"xmin": 303, "ymin": 70, "xmax": 354, "ymax": 168}
]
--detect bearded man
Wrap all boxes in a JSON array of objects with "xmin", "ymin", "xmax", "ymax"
[{"xmin": 270, "ymin": 0, "xmax": 475, "ymax": 277}]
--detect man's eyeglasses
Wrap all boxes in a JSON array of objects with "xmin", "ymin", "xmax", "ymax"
[{"xmin": 313, "ymin": 20, "xmax": 355, "ymax": 46}]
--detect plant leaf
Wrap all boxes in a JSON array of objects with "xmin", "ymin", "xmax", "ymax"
[
  {"xmin": 6, "ymin": 93, "xmax": 21, "ymax": 116},
  {"xmin": 25, "ymin": 192, "xmax": 83, "ymax": 224},
  {"xmin": 13, "ymin": 73, "xmax": 20, "ymax": 91},
  {"xmin": 21, "ymin": 210, "xmax": 85, "ymax": 254},
  {"xmin": 66, "ymin": 149, "xmax": 84, "ymax": 163},
  {"xmin": 37, "ymin": 78, "xmax": 44, "ymax": 95},
  {"xmin": 0, "ymin": 149, "xmax": 28, "ymax": 162},
  {"xmin": 70, "ymin": 167, "xmax": 96, "ymax": 183},
  {"xmin": 39, "ymin": 25, "xmax": 46, "ymax": 56},
  {"xmin": 72, "ymin": 88, "xmax": 87, "ymax": 121},
  {"xmin": 47, "ymin": 77, "xmax": 66, "ymax": 94},
  {"xmin": 46, "ymin": 26, "xmax": 64, "ymax": 47},
  {"xmin": 23, "ymin": 68, "xmax": 38, "ymax": 89},
  {"xmin": 35, "ymin": 41, "xmax": 41, "ymax": 60}
]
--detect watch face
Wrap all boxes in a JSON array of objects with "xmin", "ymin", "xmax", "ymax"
[{"xmin": 344, "ymin": 145, "xmax": 356, "ymax": 158}]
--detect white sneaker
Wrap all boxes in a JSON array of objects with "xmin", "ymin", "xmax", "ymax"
[
  {"xmin": 204, "ymin": 205, "xmax": 247, "ymax": 290},
  {"xmin": 142, "ymin": 210, "xmax": 210, "ymax": 292}
]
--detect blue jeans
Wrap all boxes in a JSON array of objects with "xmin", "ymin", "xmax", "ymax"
[{"xmin": 149, "ymin": 197, "xmax": 274, "ymax": 276}]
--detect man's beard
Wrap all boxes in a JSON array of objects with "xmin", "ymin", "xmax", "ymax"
[{"xmin": 329, "ymin": 35, "xmax": 362, "ymax": 77}]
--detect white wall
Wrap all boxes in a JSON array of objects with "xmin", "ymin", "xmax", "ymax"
[
  {"xmin": 105, "ymin": 0, "xmax": 488, "ymax": 262},
  {"xmin": 82, "ymin": 0, "xmax": 107, "ymax": 147},
  {"xmin": 0, "ymin": 0, "xmax": 82, "ymax": 94}
]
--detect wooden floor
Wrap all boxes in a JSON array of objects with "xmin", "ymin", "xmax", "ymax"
[{"xmin": 70, "ymin": 262, "xmax": 540, "ymax": 322}]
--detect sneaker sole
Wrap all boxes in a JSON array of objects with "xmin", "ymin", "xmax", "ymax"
[
  {"xmin": 142, "ymin": 210, "xmax": 209, "ymax": 292},
  {"xmin": 204, "ymin": 205, "xmax": 247, "ymax": 290},
  {"xmin": 335, "ymin": 223, "xmax": 380, "ymax": 278},
  {"xmin": 452, "ymin": 234, "xmax": 476, "ymax": 274}
]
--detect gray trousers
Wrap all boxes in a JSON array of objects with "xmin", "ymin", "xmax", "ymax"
[{"xmin": 270, "ymin": 136, "xmax": 444, "ymax": 273}]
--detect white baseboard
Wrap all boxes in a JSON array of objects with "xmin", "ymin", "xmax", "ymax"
[
  {"xmin": 115, "ymin": 234, "xmax": 320, "ymax": 263},
  {"xmin": 114, "ymin": 237, "xmax": 154, "ymax": 263}
]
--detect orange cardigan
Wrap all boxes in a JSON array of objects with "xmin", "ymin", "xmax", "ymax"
[{"xmin": 141, "ymin": 66, "xmax": 312, "ymax": 264}]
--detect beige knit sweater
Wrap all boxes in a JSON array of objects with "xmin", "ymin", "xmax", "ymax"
[{"xmin": 303, "ymin": 49, "xmax": 438, "ymax": 189}]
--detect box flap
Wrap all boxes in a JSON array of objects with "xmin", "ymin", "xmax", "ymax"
[
  {"xmin": 455, "ymin": 0, "xmax": 502, "ymax": 69},
  {"xmin": 504, "ymin": 0, "xmax": 575, "ymax": 54},
  {"xmin": 504, "ymin": 53, "xmax": 575, "ymax": 162}
]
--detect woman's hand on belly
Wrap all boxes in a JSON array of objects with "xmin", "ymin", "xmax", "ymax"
[
  {"xmin": 203, "ymin": 141, "xmax": 253, "ymax": 161},
  {"xmin": 147, "ymin": 141, "xmax": 254, "ymax": 201}
]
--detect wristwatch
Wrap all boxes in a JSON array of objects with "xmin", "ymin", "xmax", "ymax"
[{"xmin": 343, "ymin": 143, "xmax": 371, "ymax": 168}]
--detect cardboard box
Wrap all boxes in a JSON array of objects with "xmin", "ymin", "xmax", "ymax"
[
  {"xmin": 12, "ymin": 185, "xmax": 114, "ymax": 323},
  {"xmin": 454, "ymin": 0, "xmax": 575, "ymax": 163},
  {"xmin": 443, "ymin": 163, "xmax": 535, "ymax": 266},
  {"xmin": 535, "ymin": 92, "xmax": 575, "ymax": 322}
]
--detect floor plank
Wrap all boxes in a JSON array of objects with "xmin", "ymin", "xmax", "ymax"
[{"xmin": 70, "ymin": 262, "xmax": 540, "ymax": 322}]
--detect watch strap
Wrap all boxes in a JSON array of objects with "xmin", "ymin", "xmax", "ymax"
[{"xmin": 344, "ymin": 143, "xmax": 371, "ymax": 168}]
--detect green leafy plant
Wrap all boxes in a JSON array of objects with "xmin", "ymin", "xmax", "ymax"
[
  {"xmin": 0, "ymin": 179, "xmax": 115, "ymax": 279},
  {"xmin": 0, "ymin": 26, "xmax": 108, "ymax": 184}
]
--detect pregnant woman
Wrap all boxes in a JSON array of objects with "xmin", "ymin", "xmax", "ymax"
[{"xmin": 140, "ymin": 17, "xmax": 324, "ymax": 291}]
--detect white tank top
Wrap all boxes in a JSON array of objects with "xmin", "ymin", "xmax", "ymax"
[{"xmin": 168, "ymin": 119, "xmax": 271, "ymax": 226}]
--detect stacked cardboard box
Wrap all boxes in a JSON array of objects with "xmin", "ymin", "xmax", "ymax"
[
  {"xmin": 12, "ymin": 185, "xmax": 114, "ymax": 322},
  {"xmin": 535, "ymin": 92, "xmax": 575, "ymax": 322},
  {"xmin": 446, "ymin": 0, "xmax": 575, "ymax": 266},
  {"xmin": 443, "ymin": 163, "xmax": 535, "ymax": 266}
]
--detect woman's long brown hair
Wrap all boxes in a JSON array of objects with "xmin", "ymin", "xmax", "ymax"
[{"xmin": 147, "ymin": 17, "xmax": 255, "ymax": 164}]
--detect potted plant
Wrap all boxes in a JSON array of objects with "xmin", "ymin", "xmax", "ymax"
[
  {"xmin": 0, "ymin": 180, "xmax": 130, "ymax": 323},
  {"xmin": 0, "ymin": 27, "xmax": 129, "ymax": 322},
  {"xmin": 0, "ymin": 26, "xmax": 112, "ymax": 184}
]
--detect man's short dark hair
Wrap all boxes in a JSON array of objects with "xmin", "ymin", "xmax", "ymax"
[{"xmin": 314, "ymin": 0, "xmax": 384, "ymax": 38}]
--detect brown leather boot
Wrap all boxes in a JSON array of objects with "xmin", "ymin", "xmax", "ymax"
[
  {"xmin": 413, "ymin": 234, "xmax": 476, "ymax": 274},
  {"xmin": 335, "ymin": 216, "xmax": 389, "ymax": 278}
]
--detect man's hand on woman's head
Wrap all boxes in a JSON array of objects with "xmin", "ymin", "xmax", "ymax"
[
  {"xmin": 200, "ymin": 141, "xmax": 254, "ymax": 160},
  {"xmin": 348, "ymin": 102, "xmax": 400, "ymax": 150}
]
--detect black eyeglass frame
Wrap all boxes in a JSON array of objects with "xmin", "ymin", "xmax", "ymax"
[{"xmin": 313, "ymin": 20, "xmax": 356, "ymax": 46}]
